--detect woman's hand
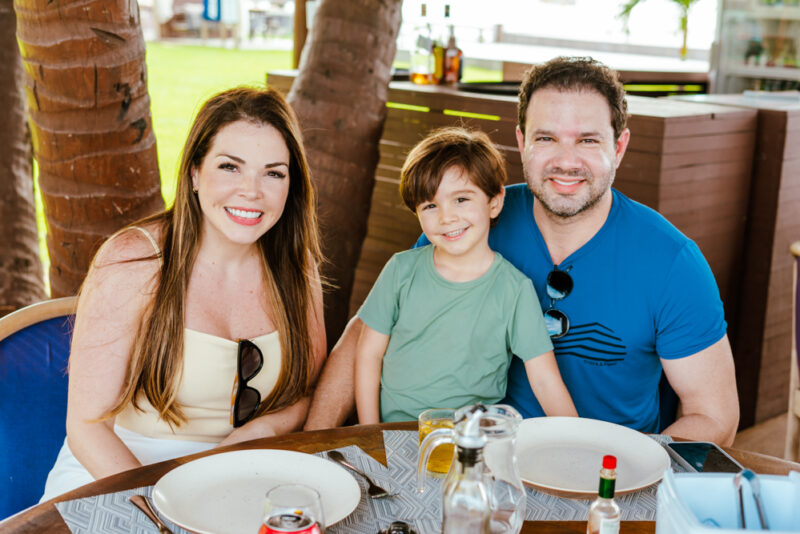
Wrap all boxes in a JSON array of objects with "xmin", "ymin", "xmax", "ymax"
[{"xmin": 216, "ymin": 396, "xmax": 313, "ymax": 448}]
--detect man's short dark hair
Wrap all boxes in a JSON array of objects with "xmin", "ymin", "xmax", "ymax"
[{"xmin": 517, "ymin": 56, "xmax": 628, "ymax": 140}]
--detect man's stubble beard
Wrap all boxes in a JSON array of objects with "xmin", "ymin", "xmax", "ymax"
[{"xmin": 524, "ymin": 165, "xmax": 616, "ymax": 220}]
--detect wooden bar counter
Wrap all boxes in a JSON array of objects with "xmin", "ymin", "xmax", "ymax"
[{"xmin": 268, "ymin": 72, "xmax": 759, "ymax": 419}]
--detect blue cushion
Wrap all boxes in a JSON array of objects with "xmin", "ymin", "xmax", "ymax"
[{"xmin": 0, "ymin": 315, "xmax": 73, "ymax": 520}]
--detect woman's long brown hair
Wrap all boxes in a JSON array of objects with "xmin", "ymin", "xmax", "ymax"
[{"xmin": 104, "ymin": 87, "xmax": 322, "ymax": 426}]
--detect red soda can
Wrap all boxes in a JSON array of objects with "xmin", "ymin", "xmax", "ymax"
[{"xmin": 258, "ymin": 512, "xmax": 322, "ymax": 534}]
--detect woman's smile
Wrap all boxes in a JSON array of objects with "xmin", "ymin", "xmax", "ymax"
[{"xmin": 225, "ymin": 207, "xmax": 265, "ymax": 225}]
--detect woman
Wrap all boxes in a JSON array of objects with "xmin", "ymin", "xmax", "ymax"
[{"xmin": 41, "ymin": 87, "xmax": 325, "ymax": 499}]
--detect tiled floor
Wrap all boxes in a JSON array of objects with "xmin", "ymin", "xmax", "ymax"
[{"xmin": 733, "ymin": 412, "xmax": 788, "ymax": 459}]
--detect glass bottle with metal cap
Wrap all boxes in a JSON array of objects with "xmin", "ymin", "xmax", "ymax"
[{"xmin": 586, "ymin": 455, "xmax": 621, "ymax": 534}]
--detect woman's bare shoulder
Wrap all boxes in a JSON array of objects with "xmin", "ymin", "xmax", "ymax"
[
  {"xmin": 94, "ymin": 223, "xmax": 164, "ymax": 267},
  {"xmin": 71, "ymin": 224, "xmax": 167, "ymax": 378},
  {"xmin": 85, "ymin": 224, "xmax": 165, "ymax": 300}
]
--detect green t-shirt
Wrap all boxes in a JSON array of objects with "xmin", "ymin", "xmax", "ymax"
[{"xmin": 357, "ymin": 245, "xmax": 553, "ymax": 422}]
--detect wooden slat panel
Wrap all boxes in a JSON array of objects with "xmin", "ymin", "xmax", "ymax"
[
  {"xmin": 660, "ymin": 146, "xmax": 753, "ymax": 169},
  {"xmin": 658, "ymin": 183, "xmax": 750, "ymax": 217},
  {"xmin": 627, "ymin": 111, "xmax": 756, "ymax": 138},
  {"xmin": 663, "ymin": 96, "xmax": 800, "ymax": 426},
  {"xmin": 628, "ymin": 131, "xmax": 755, "ymax": 155}
]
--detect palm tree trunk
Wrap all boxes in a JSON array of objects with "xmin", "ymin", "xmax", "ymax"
[
  {"xmin": 0, "ymin": 0, "xmax": 46, "ymax": 313},
  {"xmin": 288, "ymin": 0, "xmax": 402, "ymax": 347},
  {"xmin": 14, "ymin": 0, "xmax": 164, "ymax": 297}
]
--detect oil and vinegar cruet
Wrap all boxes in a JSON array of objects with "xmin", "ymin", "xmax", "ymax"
[{"xmin": 418, "ymin": 404, "xmax": 526, "ymax": 534}]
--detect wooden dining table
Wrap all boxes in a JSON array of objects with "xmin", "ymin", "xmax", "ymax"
[{"xmin": 2, "ymin": 421, "xmax": 799, "ymax": 534}]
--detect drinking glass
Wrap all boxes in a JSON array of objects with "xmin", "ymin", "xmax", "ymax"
[
  {"xmin": 260, "ymin": 484, "xmax": 325, "ymax": 534},
  {"xmin": 418, "ymin": 407, "xmax": 456, "ymax": 475}
]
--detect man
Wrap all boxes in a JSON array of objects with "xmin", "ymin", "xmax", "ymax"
[{"xmin": 305, "ymin": 56, "xmax": 739, "ymax": 445}]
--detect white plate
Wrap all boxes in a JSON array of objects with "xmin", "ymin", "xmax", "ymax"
[
  {"xmin": 152, "ymin": 449, "xmax": 360, "ymax": 534},
  {"xmin": 515, "ymin": 417, "xmax": 670, "ymax": 498}
]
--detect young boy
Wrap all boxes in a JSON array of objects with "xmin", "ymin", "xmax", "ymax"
[{"xmin": 355, "ymin": 127, "xmax": 577, "ymax": 423}]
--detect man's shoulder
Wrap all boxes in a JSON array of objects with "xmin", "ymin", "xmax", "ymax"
[
  {"xmin": 502, "ymin": 183, "xmax": 532, "ymax": 210},
  {"xmin": 492, "ymin": 184, "xmax": 534, "ymax": 240},
  {"xmin": 612, "ymin": 190, "xmax": 693, "ymax": 251}
]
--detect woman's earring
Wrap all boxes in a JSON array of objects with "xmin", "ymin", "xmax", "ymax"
[{"xmin": 192, "ymin": 186, "xmax": 198, "ymax": 194}]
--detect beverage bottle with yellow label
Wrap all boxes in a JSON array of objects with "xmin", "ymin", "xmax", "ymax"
[{"xmin": 586, "ymin": 455, "xmax": 621, "ymax": 534}]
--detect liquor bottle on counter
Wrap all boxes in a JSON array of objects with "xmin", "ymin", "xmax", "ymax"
[
  {"xmin": 443, "ymin": 23, "xmax": 462, "ymax": 85},
  {"xmin": 410, "ymin": 3, "xmax": 433, "ymax": 84},
  {"xmin": 586, "ymin": 455, "xmax": 620, "ymax": 534},
  {"xmin": 430, "ymin": 3, "xmax": 450, "ymax": 85}
]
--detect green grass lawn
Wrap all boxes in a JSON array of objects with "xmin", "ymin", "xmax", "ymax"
[{"xmin": 34, "ymin": 42, "xmax": 500, "ymax": 291}]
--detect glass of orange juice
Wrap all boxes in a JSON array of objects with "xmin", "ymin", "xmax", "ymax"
[{"xmin": 418, "ymin": 408, "xmax": 455, "ymax": 476}]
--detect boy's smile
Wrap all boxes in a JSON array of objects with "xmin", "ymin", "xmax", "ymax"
[{"xmin": 416, "ymin": 166, "xmax": 505, "ymax": 281}]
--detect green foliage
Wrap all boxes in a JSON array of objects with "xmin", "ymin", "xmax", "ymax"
[
  {"xmin": 617, "ymin": 0, "xmax": 699, "ymax": 58},
  {"xmin": 618, "ymin": 0, "xmax": 699, "ymax": 33}
]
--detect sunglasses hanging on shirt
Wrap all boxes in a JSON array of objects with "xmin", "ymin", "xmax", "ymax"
[
  {"xmin": 543, "ymin": 267, "xmax": 573, "ymax": 339},
  {"xmin": 231, "ymin": 339, "xmax": 264, "ymax": 428}
]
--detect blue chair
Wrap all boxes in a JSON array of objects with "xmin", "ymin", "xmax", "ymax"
[{"xmin": 0, "ymin": 297, "xmax": 76, "ymax": 520}]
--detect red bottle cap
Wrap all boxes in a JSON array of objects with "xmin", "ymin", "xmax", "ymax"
[{"xmin": 602, "ymin": 455, "xmax": 617, "ymax": 469}]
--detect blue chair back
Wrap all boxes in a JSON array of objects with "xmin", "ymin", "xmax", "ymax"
[{"xmin": 0, "ymin": 299, "xmax": 74, "ymax": 520}]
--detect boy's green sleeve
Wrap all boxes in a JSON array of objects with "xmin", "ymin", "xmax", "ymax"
[
  {"xmin": 356, "ymin": 255, "xmax": 400, "ymax": 336},
  {"xmin": 508, "ymin": 278, "xmax": 553, "ymax": 361}
]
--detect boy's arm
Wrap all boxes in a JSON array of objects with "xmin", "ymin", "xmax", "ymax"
[
  {"xmin": 523, "ymin": 351, "xmax": 578, "ymax": 417},
  {"xmin": 355, "ymin": 324, "xmax": 390, "ymax": 425}
]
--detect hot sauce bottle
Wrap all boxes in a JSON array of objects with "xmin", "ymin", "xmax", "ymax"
[{"xmin": 586, "ymin": 455, "xmax": 621, "ymax": 534}]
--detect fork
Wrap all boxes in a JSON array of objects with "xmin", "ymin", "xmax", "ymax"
[
  {"xmin": 130, "ymin": 494, "xmax": 173, "ymax": 534},
  {"xmin": 327, "ymin": 450, "xmax": 398, "ymax": 499}
]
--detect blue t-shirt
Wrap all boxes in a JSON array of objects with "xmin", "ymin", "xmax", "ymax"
[{"xmin": 417, "ymin": 185, "xmax": 727, "ymax": 433}]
